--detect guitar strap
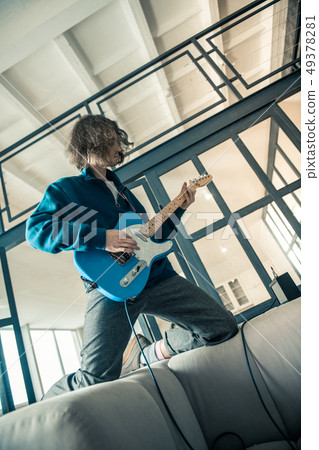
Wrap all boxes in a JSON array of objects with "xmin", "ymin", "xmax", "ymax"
[
  {"xmin": 119, "ymin": 188, "xmax": 138, "ymax": 213},
  {"xmin": 81, "ymin": 276, "xmax": 98, "ymax": 292}
]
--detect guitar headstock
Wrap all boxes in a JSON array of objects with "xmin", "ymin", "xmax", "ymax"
[{"xmin": 189, "ymin": 174, "xmax": 212, "ymax": 189}]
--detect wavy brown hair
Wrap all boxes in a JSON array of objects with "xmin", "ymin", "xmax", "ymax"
[{"xmin": 67, "ymin": 115, "xmax": 133, "ymax": 170}]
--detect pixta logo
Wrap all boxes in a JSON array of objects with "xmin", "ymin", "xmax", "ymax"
[{"xmin": 52, "ymin": 203, "xmax": 99, "ymax": 248}]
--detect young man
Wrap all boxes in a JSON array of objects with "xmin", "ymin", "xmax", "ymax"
[{"xmin": 26, "ymin": 115, "xmax": 238, "ymax": 399}]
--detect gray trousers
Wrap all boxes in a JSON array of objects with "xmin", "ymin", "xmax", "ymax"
[{"xmin": 43, "ymin": 275, "xmax": 238, "ymax": 399}]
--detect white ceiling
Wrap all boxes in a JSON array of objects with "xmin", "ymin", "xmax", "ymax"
[{"xmin": 0, "ymin": 0, "xmax": 299, "ymax": 329}]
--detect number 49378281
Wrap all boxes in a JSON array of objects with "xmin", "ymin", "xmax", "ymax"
[{"xmin": 306, "ymin": 17, "xmax": 316, "ymax": 76}]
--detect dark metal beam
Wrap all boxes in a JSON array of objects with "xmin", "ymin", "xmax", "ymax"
[
  {"xmin": 0, "ymin": 334, "xmax": 15, "ymax": 414},
  {"xmin": 116, "ymin": 71, "xmax": 300, "ymax": 184},
  {"xmin": 0, "ymin": 221, "xmax": 26, "ymax": 251},
  {"xmin": 0, "ymin": 318, "xmax": 13, "ymax": 328},
  {"xmin": 266, "ymin": 118, "xmax": 280, "ymax": 186},
  {"xmin": 0, "ymin": 249, "xmax": 36, "ymax": 405},
  {"xmin": 272, "ymin": 104, "xmax": 301, "ymax": 151}
]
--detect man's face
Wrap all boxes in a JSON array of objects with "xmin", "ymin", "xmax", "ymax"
[
  {"xmin": 89, "ymin": 132, "xmax": 122, "ymax": 168},
  {"xmin": 104, "ymin": 135, "xmax": 122, "ymax": 167}
]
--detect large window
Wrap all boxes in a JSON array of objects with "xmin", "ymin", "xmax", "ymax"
[
  {"xmin": 0, "ymin": 328, "xmax": 28, "ymax": 413},
  {"xmin": 264, "ymin": 202, "xmax": 301, "ymax": 275},
  {"xmin": 0, "ymin": 328, "xmax": 81, "ymax": 411},
  {"xmin": 217, "ymin": 278, "xmax": 250, "ymax": 312},
  {"xmin": 30, "ymin": 329, "xmax": 80, "ymax": 395}
]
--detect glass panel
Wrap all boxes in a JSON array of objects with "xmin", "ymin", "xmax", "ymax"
[
  {"xmin": 271, "ymin": 169, "xmax": 286, "ymax": 190},
  {"xmin": 236, "ymin": 207, "xmax": 300, "ymax": 284},
  {"xmin": 160, "ymin": 160, "xmax": 223, "ymax": 234},
  {"xmin": 198, "ymin": 139, "xmax": 267, "ymax": 211},
  {"xmin": 265, "ymin": 213, "xmax": 289, "ymax": 251},
  {"xmin": 30, "ymin": 330, "xmax": 64, "ymax": 393},
  {"xmin": 278, "ymin": 91, "xmax": 301, "ymax": 130},
  {"xmin": 277, "ymin": 128, "xmax": 300, "ymax": 172},
  {"xmin": 216, "ymin": 286, "xmax": 235, "ymax": 311},
  {"xmin": 167, "ymin": 252, "xmax": 184, "ymax": 278},
  {"xmin": 7, "ymin": 241, "xmax": 86, "ymax": 340},
  {"xmin": 228, "ymin": 279, "xmax": 249, "ymax": 305},
  {"xmin": 238, "ymin": 118, "xmax": 271, "ymax": 173},
  {"xmin": 130, "ymin": 184, "xmax": 156, "ymax": 218},
  {"xmin": 287, "ymin": 249, "xmax": 301, "ymax": 274},
  {"xmin": 194, "ymin": 225, "xmax": 270, "ymax": 311},
  {"xmin": 292, "ymin": 242, "xmax": 301, "ymax": 261},
  {"xmin": 54, "ymin": 330, "xmax": 80, "ymax": 375},
  {"xmin": 267, "ymin": 203, "xmax": 294, "ymax": 244},
  {"xmin": 274, "ymin": 151, "xmax": 299, "ymax": 184},
  {"xmin": 283, "ymin": 189, "xmax": 301, "ymax": 222},
  {"xmin": 0, "ymin": 328, "xmax": 28, "ymax": 406}
]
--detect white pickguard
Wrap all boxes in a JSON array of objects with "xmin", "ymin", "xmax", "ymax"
[{"xmin": 124, "ymin": 224, "xmax": 173, "ymax": 266}]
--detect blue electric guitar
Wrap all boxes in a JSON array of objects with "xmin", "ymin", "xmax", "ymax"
[{"xmin": 73, "ymin": 174, "xmax": 212, "ymax": 302}]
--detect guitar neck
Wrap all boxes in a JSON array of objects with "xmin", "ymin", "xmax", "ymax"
[
  {"xmin": 138, "ymin": 174, "xmax": 212, "ymax": 238},
  {"xmin": 139, "ymin": 193, "xmax": 187, "ymax": 238}
]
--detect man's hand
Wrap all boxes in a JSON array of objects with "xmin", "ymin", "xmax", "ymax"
[
  {"xmin": 105, "ymin": 230, "xmax": 140, "ymax": 253},
  {"xmin": 179, "ymin": 182, "xmax": 196, "ymax": 210}
]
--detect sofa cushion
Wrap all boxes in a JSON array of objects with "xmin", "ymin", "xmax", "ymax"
[
  {"xmin": 0, "ymin": 365, "xmax": 208, "ymax": 450},
  {"xmin": 167, "ymin": 299, "xmax": 300, "ymax": 449},
  {"xmin": 243, "ymin": 298, "xmax": 301, "ymax": 441}
]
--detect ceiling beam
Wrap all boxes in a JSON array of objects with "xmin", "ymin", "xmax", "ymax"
[
  {"xmin": 54, "ymin": 32, "xmax": 127, "ymax": 126},
  {"xmin": 0, "ymin": 80, "xmax": 73, "ymax": 194},
  {"xmin": 0, "ymin": 76, "xmax": 48, "ymax": 127},
  {"xmin": 0, "ymin": 79, "xmax": 65, "ymax": 147},
  {"xmin": 2, "ymin": 163, "xmax": 44, "ymax": 195},
  {"xmin": 92, "ymin": 42, "xmax": 140, "ymax": 76},
  {"xmin": 122, "ymin": 0, "xmax": 184, "ymax": 129},
  {"xmin": 55, "ymin": 33, "xmax": 104, "ymax": 94},
  {"xmin": 151, "ymin": 5, "xmax": 202, "ymax": 38}
]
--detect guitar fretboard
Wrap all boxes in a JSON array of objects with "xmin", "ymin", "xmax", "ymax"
[{"xmin": 139, "ymin": 194, "xmax": 186, "ymax": 238}]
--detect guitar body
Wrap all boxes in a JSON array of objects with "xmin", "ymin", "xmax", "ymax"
[{"xmin": 73, "ymin": 212, "xmax": 174, "ymax": 302}]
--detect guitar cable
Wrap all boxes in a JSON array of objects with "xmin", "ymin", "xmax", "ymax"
[{"xmin": 124, "ymin": 299, "xmax": 195, "ymax": 450}]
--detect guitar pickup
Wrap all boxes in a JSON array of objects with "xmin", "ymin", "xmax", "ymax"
[
  {"xmin": 120, "ymin": 261, "xmax": 147, "ymax": 287},
  {"xmin": 133, "ymin": 231, "xmax": 148, "ymax": 242}
]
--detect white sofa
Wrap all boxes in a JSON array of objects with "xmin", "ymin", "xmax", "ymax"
[{"xmin": 0, "ymin": 298, "xmax": 301, "ymax": 450}]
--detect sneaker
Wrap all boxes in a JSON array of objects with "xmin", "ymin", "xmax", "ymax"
[{"xmin": 121, "ymin": 334, "xmax": 151, "ymax": 377}]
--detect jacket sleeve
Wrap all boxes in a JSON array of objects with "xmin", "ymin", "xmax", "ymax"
[{"xmin": 25, "ymin": 184, "xmax": 106, "ymax": 254}]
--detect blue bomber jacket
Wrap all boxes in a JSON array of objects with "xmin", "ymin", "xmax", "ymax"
[{"xmin": 25, "ymin": 167, "xmax": 185, "ymax": 287}]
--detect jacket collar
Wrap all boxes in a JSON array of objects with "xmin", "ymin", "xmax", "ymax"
[{"xmin": 80, "ymin": 167, "xmax": 125, "ymax": 191}]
